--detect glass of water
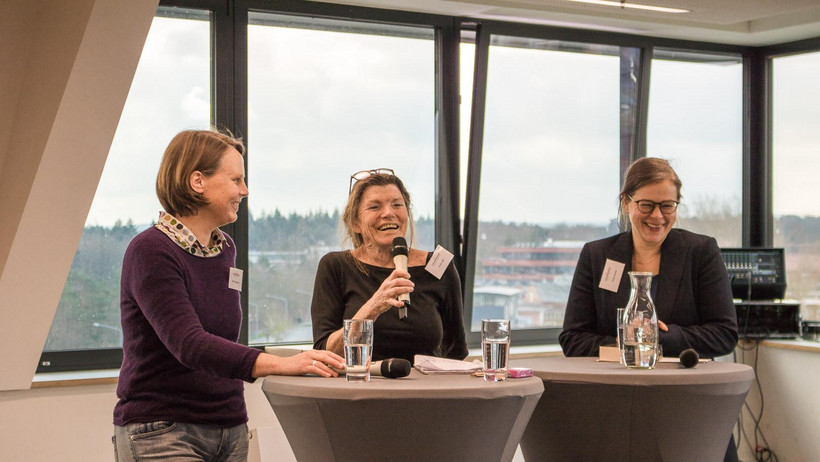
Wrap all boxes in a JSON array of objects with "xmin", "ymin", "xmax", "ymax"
[
  {"xmin": 616, "ymin": 308, "xmax": 626, "ymax": 365},
  {"xmin": 343, "ymin": 319, "xmax": 374, "ymax": 382},
  {"xmin": 481, "ymin": 319, "xmax": 510, "ymax": 382}
]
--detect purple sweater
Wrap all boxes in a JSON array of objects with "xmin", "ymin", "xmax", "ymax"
[{"xmin": 113, "ymin": 227, "xmax": 261, "ymax": 427}]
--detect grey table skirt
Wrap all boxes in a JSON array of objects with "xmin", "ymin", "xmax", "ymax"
[
  {"xmin": 510, "ymin": 356, "xmax": 755, "ymax": 462},
  {"xmin": 262, "ymin": 369, "xmax": 544, "ymax": 462}
]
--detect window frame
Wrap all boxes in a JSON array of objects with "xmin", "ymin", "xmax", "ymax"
[
  {"xmin": 460, "ymin": 19, "xmax": 749, "ymax": 345},
  {"xmin": 756, "ymin": 36, "xmax": 820, "ymax": 248},
  {"xmin": 242, "ymin": 8, "xmax": 446, "ymax": 346},
  {"xmin": 765, "ymin": 41, "xmax": 820, "ymax": 303},
  {"xmin": 645, "ymin": 46, "xmax": 745, "ymax": 248}
]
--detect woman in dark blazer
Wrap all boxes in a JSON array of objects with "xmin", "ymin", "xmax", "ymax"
[
  {"xmin": 559, "ymin": 157, "xmax": 738, "ymax": 358},
  {"xmin": 559, "ymin": 157, "xmax": 740, "ymax": 462},
  {"xmin": 560, "ymin": 228, "xmax": 739, "ymax": 358}
]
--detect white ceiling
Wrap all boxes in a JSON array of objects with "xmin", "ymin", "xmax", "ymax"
[{"xmin": 320, "ymin": 0, "xmax": 820, "ymax": 46}]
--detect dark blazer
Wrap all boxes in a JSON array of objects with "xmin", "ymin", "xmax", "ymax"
[{"xmin": 559, "ymin": 229, "xmax": 738, "ymax": 358}]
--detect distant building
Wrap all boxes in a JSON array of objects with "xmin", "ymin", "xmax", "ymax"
[
  {"xmin": 248, "ymin": 243, "xmax": 333, "ymax": 266},
  {"xmin": 480, "ymin": 240, "xmax": 584, "ymax": 283},
  {"xmin": 474, "ymin": 240, "xmax": 584, "ymax": 329}
]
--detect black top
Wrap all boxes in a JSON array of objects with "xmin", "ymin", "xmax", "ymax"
[
  {"xmin": 560, "ymin": 229, "xmax": 739, "ymax": 358},
  {"xmin": 311, "ymin": 251, "xmax": 468, "ymax": 363}
]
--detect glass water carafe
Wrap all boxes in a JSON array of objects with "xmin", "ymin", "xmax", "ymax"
[{"xmin": 620, "ymin": 271, "xmax": 659, "ymax": 369}]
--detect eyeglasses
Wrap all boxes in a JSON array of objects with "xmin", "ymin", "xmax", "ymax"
[
  {"xmin": 349, "ymin": 168, "xmax": 395, "ymax": 193},
  {"xmin": 628, "ymin": 195, "xmax": 679, "ymax": 215}
]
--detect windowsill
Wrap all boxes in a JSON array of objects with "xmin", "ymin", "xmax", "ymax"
[
  {"xmin": 31, "ymin": 369, "xmax": 120, "ymax": 388},
  {"xmin": 27, "ymin": 340, "xmax": 820, "ymax": 388},
  {"xmin": 267, "ymin": 343, "xmax": 564, "ymax": 361},
  {"xmin": 467, "ymin": 343, "xmax": 564, "ymax": 361},
  {"xmin": 760, "ymin": 339, "xmax": 820, "ymax": 353},
  {"xmin": 30, "ymin": 344, "xmax": 565, "ymax": 388}
]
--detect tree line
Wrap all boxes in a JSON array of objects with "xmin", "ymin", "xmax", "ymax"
[{"xmin": 44, "ymin": 210, "xmax": 820, "ymax": 349}]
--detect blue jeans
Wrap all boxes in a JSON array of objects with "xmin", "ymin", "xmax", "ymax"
[{"xmin": 113, "ymin": 421, "xmax": 249, "ymax": 462}]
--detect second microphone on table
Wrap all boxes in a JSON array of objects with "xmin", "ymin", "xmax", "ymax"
[
  {"xmin": 372, "ymin": 358, "xmax": 412, "ymax": 378},
  {"xmin": 391, "ymin": 237, "xmax": 411, "ymax": 319},
  {"xmin": 680, "ymin": 348, "xmax": 699, "ymax": 368},
  {"xmin": 330, "ymin": 358, "xmax": 412, "ymax": 378}
]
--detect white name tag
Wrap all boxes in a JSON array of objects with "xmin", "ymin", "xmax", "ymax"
[
  {"xmin": 228, "ymin": 267, "xmax": 243, "ymax": 291},
  {"xmin": 598, "ymin": 259, "xmax": 624, "ymax": 293},
  {"xmin": 425, "ymin": 245, "xmax": 454, "ymax": 280}
]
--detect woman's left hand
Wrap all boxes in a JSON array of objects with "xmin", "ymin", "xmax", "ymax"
[
  {"xmin": 292, "ymin": 349, "xmax": 346, "ymax": 377},
  {"xmin": 253, "ymin": 349, "xmax": 345, "ymax": 378}
]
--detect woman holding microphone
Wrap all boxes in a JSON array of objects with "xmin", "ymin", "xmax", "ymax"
[{"xmin": 311, "ymin": 169, "xmax": 468, "ymax": 364}]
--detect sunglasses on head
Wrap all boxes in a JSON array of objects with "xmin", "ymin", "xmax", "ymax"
[{"xmin": 349, "ymin": 168, "xmax": 395, "ymax": 194}]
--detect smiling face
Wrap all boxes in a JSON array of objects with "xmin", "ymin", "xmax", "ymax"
[
  {"xmin": 197, "ymin": 147, "xmax": 248, "ymax": 228},
  {"xmin": 353, "ymin": 184, "xmax": 409, "ymax": 249},
  {"xmin": 624, "ymin": 179, "xmax": 678, "ymax": 250}
]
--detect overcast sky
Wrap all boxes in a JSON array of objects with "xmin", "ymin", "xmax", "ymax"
[{"xmin": 85, "ymin": 16, "xmax": 820, "ymax": 228}]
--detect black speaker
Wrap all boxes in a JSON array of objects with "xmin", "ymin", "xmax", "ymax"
[
  {"xmin": 720, "ymin": 248, "xmax": 786, "ymax": 300},
  {"xmin": 802, "ymin": 321, "xmax": 820, "ymax": 342},
  {"xmin": 735, "ymin": 301, "xmax": 799, "ymax": 339}
]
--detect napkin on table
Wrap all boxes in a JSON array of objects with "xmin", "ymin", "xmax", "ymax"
[{"xmin": 413, "ymin": 355, "xmax": 483, "ymax": 374}]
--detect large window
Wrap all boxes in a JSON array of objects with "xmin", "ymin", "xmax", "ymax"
[
  {"xmin": 468, "ymin": 35, "xmax": 623, "ymax": 332},
  {"xmin": 246, "ymin": 14, "xmax": 436, "ymax": 344},
  {"xmin": 647, "ymin": 49, "xmax": 743, "ymax": 247},
  {"xmin": 772, "ymin": 51, "xmax": 820, "ymax": 315},
  {"xmin": 39, "ymin": 1, "xmax": 777, "ymax": 372},
  {"xmin": 39, "ymin": 9, "xmax": 211, "ymax": 370}
]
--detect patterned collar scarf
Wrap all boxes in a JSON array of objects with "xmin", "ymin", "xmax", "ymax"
[{"xmin": 154, "ymin": 211, "xmax": 227, "ymax": 257}]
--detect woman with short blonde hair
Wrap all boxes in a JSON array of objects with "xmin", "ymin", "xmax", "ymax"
[{"xmin": 113, "ymin": 128, "xmax": 343, "ymax": 462}]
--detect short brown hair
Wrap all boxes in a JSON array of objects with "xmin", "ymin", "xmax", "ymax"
[
  {"xmin": 618, "ymin": 157, "xmax": 682, "ymax": 229},
  {"xmin": 342, "ymin": 172, "xmax": 415, "ymax": 249},
  {"xmin": 156, "ymin": 129, "xmax": 245, "ymax": 217}
]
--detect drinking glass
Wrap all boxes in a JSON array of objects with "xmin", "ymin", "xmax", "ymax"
[
  {"xmin": 481, "ymin": 319, "xmax": 510, "ymax": 382},
  {"xmin": 343, "ymin": 319, "xmax": 374, "ymax": 382},
  {"xmin": 616, "ymin": 308, "xmax": 626, "ymax": 365}
]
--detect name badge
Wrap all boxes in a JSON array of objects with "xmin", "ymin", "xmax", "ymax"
[
  {"xmin": 228, "ymin": 267, "xmax": 243, "ymax": 291},
  {"xmin": 425, "ymin": 245, "xmax": 454, "ymax": 280},
  {"xmin": 598, "ymin": 259, "xmax": 624, "ymax": 293}
]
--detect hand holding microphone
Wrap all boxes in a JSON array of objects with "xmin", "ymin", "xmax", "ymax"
[{"xmin": 391, "ymin": 237, "xmax": 411, "ymax": 319}]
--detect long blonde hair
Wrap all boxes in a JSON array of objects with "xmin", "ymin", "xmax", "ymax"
[{"xmin": 342, "ymin": 172, "xmax": 415, "ymax": 249}]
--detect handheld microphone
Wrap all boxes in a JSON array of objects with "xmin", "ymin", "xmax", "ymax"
[
  {"xmin": 391, "ymin": 237, "xmax": 410, "ymax": 320},
  {"xmin": 330, "ymin": 358, "xmax": 412, "ymax": 379},
  {"xmin": 372, "ymin": 358, "xmax": 412, "ymax": 378},
  {"xmin": 680, "ymin": 348, "xmax": 699, "ymax": 368}
]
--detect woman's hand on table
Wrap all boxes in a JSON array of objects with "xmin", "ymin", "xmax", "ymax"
[{"xmin": 253, "ymin": 350, "xmax": 345, "ymax": 378}]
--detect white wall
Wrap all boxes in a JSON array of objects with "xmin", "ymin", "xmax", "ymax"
[
  {"xmin": 0, "ymin": 380, "xmax": 296, "ymax": 462},
  {"xmin": 0, "ymin": 0, "xmax": 158, "ymax": 391},
  {"xmin": 735, "ymin": 341, "xmax": 820, "ymax": 462}
]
